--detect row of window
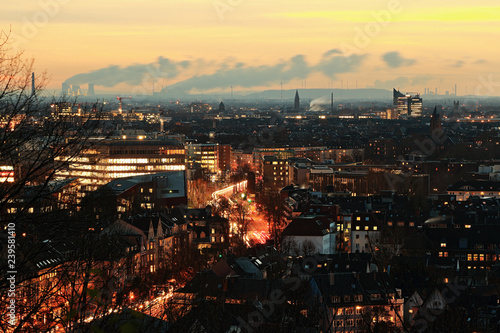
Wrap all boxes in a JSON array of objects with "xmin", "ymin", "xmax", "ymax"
[
  {"xmin": 437, "ymin": 253, "xmax": 499, "ymax": 262},
  {"xmin": 335, "ymin": 306, "xmax": 364, "ymax": 315},
  {"xmin": 332, "ymin": 295, "xmax": 367, "ymax": 303},
  {"xmin": 334, "ymin": 318, "xmax": 365, "ymax": 327},
  {"xmin": 467, "ymin": 254, "xmax": 498, "ymax": 261},
  {"xmin": 387, "ymin": 221, "xmax": 415, "ymax": 227}
]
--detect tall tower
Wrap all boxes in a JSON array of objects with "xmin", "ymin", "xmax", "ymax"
[
  {"xmin": 31, "ymin": 72, "xmax": 35, "ymax": 96},
  {"xmin": 294, "ymin": 90, "xmax": 300, "ymax": 111}
]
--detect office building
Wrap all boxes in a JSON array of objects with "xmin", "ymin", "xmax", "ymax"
[
  {"xmin": 393, "ymin": 88, "xmax": 423, "ymax": 117},
  {"xmin": 55, "ymin": 130, "xmax": 186, "ymax": 193},
  {"xmin": 186, "ymin": 143, "xmax": 231, "ymax": 175}
]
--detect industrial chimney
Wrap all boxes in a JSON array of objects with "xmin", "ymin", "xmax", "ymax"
[{"xmin": 31, "ymin": 72, "xmax": 35, "ymax": 96}]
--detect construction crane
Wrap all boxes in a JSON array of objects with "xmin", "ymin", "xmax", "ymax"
[{"xmin": 116, "ymin": 96, "xmax": 132, "ymax": 113}]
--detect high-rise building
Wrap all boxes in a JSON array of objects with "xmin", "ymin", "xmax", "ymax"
[
  {"xmin": 262, "ymin": 155, "xmax": 290, "ymax": 190},
  {"xmin": 393, "ymin": 88, "xmax": 405, "ymax": 105},
  {"xmin": 408, "ymin": 94, "xmax": 423, "ymax": 117},
  {"xmin": 186, "ymin": 143, "xmax": 232, "ymax": 174},
  {"xmin": 393, "ymin": 88, "xmax": 422, "ymax": 117}
]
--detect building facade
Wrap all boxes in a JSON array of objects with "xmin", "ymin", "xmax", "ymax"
[{"xmin": 55, "ymin": 130, "xmax": 186, "ymax": 193}]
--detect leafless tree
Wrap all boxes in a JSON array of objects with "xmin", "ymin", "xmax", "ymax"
[
  {"xmin": 0, "ymin": 31, "xmax": 128, "ymax": 332},
  {"xmin": 301, "ymin": 240, "xmax": 316, "ymax": 257},
  {"xmin": 259, "ymin": 190, "xmax": 286, "ymax": 247}
]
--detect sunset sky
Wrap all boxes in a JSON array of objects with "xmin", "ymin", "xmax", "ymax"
[{"xmin": 1, "ymin": 0, "xmax": 499, "ymax": 96}]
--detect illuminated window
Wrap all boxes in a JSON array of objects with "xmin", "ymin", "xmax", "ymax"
[{"xmin": 441, "ymin": 243, "xmax": 446, "ymax": 248}]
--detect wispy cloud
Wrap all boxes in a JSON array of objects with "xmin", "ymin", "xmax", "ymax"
[
  {"xmin": 450, "ymin": 60, "xmax": 465, "ymax": 68},
  {"xmin": 382, "ymin": 51, "xmax": 416, "ymax": 68}
]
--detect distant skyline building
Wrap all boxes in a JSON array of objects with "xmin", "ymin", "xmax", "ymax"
[
  {"xmin": 62, "ymin": 82, "xmax": 70, "ymax": 95},
  {"xmin": 294, "ymin": 90, "xmax": 300, "ymax": 111},
  {"xmin": 393, "ymin": 88, "xmax": 423, "ymax": 117},
  {"xmin": 71, "ymin": 84, "xmax": 80, "ymax": 96}
]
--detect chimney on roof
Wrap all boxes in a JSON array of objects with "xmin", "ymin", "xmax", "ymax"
[{"xmin": 329, "ymin": 272, "xmax": 335, "ymax": 286}]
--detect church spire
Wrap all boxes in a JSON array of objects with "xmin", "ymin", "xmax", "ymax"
[
  {"xmin": 294, "ymin": 90, "xmax": 300, "ymax": 110},
  {"xmin": 430, "ymin": 106, "xmax": 442, "ymax": 133}
]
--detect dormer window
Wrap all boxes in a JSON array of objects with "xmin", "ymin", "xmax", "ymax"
[{"xmin": 441, "ymin": 242, "xmax": 447, "ymax": 248}]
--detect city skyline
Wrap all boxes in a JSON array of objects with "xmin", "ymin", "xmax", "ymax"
[{"xmin": 2, "ymin": 0, "xmax": 499, "ymax": 96}]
